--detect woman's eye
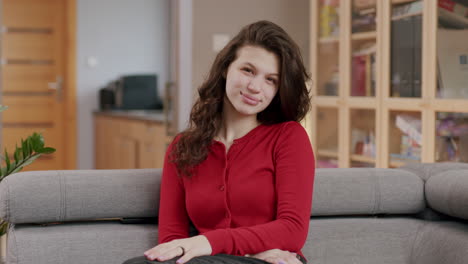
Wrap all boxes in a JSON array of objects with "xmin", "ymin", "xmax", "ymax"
[
  {"xmin": 242, "ymin": 68, "xmax": 253, "ymax": 73},
  {"xmin": 267, "ymin": 78, "xmax": 277, "ymax": 85}
]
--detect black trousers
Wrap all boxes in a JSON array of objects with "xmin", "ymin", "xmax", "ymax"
[{"xmin": 122, "ymin": 254, "xmax": 307, "ymax": 264}]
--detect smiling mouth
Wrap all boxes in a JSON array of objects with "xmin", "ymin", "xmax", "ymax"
[{"xmin": 240, "ymin": 91, "xmax": 261, "ymax": 106}]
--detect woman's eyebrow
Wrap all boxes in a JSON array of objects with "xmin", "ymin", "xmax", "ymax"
[{"xmin": 244, "ymin": 62, "xmax": 278, "ymax": 76}]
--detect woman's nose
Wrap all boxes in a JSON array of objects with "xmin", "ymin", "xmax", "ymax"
[{"xmin": 247, "ymin": 77, "xmax": 261, "ymax": 93}]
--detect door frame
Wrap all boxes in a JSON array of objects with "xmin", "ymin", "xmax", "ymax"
[{"xmin": 64, "ymin": 0, "xmax": 77, "ymax": 169}]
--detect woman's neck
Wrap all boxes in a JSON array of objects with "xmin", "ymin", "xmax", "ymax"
[{"xmin": 216, "ymin": 101, "xmax": 260, "ymax": 146}]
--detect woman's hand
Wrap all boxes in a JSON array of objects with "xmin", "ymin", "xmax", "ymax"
[
  {"xmin": 144, "ymin": 235, "xmax": 212, "ymax": 263},
  {"xmin": 245, "ymin": 249, "xmax": 302, "ymax": 264}
]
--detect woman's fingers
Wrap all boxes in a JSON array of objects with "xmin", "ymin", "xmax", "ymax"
[
  {"xmin": 155, "ymin": 246, "xmax": 185, "ymax": 261},
  {"xmin": 249, "ymin": 249, "xmax": 302, "ymax": 264},
  {"xmin": 176, "ymin": 248, "xmax": 197, "ymax": 264},
  {"xmin": 286, "ymin": 254, "xmax": 302, "ymax": 264},
  {"xmin": 143, "ymin": 236, "xmax": 212, "ymax": 263},
  {"xmin": 144, "ymin": 243, "xmax": 183, "ymax": 261}
]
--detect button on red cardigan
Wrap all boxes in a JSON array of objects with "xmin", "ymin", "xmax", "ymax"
[{"xmin": 158, "ymin": 121, "xmax": 315, "ymax": 257}]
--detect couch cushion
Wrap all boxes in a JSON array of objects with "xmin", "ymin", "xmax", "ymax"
[
  {"xmin": 312, "ymin": 169, "xmax": 425, "ymax": 216},
  {"xmin": 425, "ymin": 169, "xmax": 468, "ymax": 220},
  {"xmin": 7, "ymin": 221, "xmax": 157, "ymax": 264},
  {"xmin": 0, "ymin": 169, "xmax": 161, "ymax": 224},
  {"xmin": 410, "ymin": 221, "xmax": 468, "ymax": 264},
  {"xmin": 401, "ymin": 162, "xmax": 468, "ymax": 182},
  {"xmin": 303, "ymin": 217, "xmax": 423, "ymax": 264}
]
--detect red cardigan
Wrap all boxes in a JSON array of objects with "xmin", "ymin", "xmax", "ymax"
[{"xmin": 158, "ymin": 121, "xmax": 315, "ymax": 257}]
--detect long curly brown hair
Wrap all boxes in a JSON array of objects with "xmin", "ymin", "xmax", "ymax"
[{"xmin": 171, "ymin": 20, "xmax": 311, "ymax": 177}]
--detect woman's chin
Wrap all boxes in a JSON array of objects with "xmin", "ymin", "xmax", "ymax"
[{"xmin": 235, "ymin": 108, "xmax": 259, "ymax": 117}]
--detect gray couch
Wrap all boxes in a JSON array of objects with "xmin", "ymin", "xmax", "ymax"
[{"xmin": 1, "ymin": 163, "xmax": 468, "ymax": 264}]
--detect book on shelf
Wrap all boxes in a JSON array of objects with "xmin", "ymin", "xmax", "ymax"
[
  {"xmin": 351, "ymin": 44, "xmax": 376, "ymax": 96},
  {"xmin": 317, "ymin": 159, "xmax": 338, "ymax": 168},
  {"xmin": 438, "ymin": 0, "xmax": 468, "ymax": 28},
  {"xmin": 392, "ymin": 0, "xmax": 423, "ymax": 18},
  {"xmin": 320, "ymin": 0, "xmax": 340, "ymax": 38},
  {"xmin": 400, "ymin": 134, "xmax": 421, "ymax": 159},
  {"xmin": 436, "ymin": 114, "xmax": 468, "ymax": 137},
  {"xmin": 391, "ymin": 0, "xmax": 468, "ymax": 28},
  {"xmin": 352, "ymin": 6, "xmax": 376, "ymax": 33},
  {"xmin": 437, "ymin": 28, "xmax": 468, "ymax": 98},
  {"xmin": 391, "ymin": 15, "xmax": 422, "ymax": 97},
  {"xmin": 351, "ymin": 129, "xmax": 376, "ymax": 157},
  {"xmin": 353, "ymin": 0, "xmax": 376, "ymax": 11},
  {"xmin": 395, "ymin": 114, "xmax": 422, "ymax": 146}
]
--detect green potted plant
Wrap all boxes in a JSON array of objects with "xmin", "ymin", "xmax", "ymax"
[{"xmin": 0, "ymin": 104, "xmax": 56, "ymax": 236}]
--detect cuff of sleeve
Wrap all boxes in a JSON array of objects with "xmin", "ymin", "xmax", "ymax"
[{"xmin": 202, "ymin": 229, "xmax": 230, "ymax": 255}]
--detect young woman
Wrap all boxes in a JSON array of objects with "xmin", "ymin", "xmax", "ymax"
[{"xmin": 123, "ymin": 20, "xmax": 315, "ymax": 264}]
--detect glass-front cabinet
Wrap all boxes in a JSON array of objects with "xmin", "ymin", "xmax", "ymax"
[{"xmin": 310, "ymin": 0, "xmax": 468, "ymax": 168}]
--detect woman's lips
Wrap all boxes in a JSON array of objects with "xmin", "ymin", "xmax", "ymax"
[{"xmin": 240, "ymin": 91, "xmax": 260, "ymax": 106}]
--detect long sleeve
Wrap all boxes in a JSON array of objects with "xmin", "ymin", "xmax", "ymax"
[
  {"xmin": 201, "ymin": 122, "xmax": 315, "ymax": 255},
  {"xmin": 157, "ymin": 139, "xmax": 190, "ymax": 244}
]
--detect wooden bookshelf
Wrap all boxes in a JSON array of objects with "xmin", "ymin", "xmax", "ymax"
[{"xmin": 309, "ymin": 0, "xmax": 468, "ymax": 168}]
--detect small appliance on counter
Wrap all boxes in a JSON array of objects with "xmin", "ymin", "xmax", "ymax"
[{"xmin": 99, "ymin": 74, "xmax": 163, "ymax": 110}]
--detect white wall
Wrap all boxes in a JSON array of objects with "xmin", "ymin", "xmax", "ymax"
[
  {"xmin": 77, "ymin": 0, "xmax": 170, "ymax": 169},
  {"xmin": 192, "ymin": 0, "xmax": 309, "ymax": 94}
]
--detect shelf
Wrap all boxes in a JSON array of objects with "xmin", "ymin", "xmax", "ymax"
[
  {"xmin": 389, "ymin": 158, "xmax": 419, "ymax": 168},
  {"xmin": 319, "ymin": 37, "xmax": 339, "ymax": 44},
  {"xmin": 351, "ymin": 31, "xmax": 377, "ymax": 41},
  {"xmin": 383, "ymin": 98, "xmax": 425, "ymax": 110},
  {"xmin": 314, "ymin": 96, "xmax": 340, "ymax": 107},
  {"xmin": 348, "ymin": 97, "xmax": 378, "ymax": 108},
  {"xmin": 317, "ymin": 149, "xmax": 339, "ymax": 159},
  {"xmin": 391, "ymin": 12, "xmax": 423, "ymax": 21},
  {"xmin": 431, "ymin": 99, "xmax": 468, "ymax": 113},
  {"xmin": 350, "ymin": 154, "xmax": 376, "ymax": 164}
]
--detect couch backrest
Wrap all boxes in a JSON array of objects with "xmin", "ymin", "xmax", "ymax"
[
  {"xmin": 311, "ymin": 168, "xmax": 425, "ymax": 217},
  {"xmin": 0, "ymin": 169, "xmax": 162, "ymax": 224},
  {"xmin": 0, "ymin": 167, "xmax": 428, "ymax": 225}
]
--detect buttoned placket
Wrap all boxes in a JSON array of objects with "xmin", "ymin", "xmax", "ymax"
[{"xmin": 222, "ymin": 141, "xmax": 242, "ymax": 223}]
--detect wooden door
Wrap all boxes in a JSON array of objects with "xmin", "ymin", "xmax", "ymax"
[{"xmin": 0, "ymin": 0, "xmax": 76, "ymax": 170}]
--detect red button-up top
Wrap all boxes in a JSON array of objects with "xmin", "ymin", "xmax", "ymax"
[{"xmin": 158, "ymin": 121, "xmax": 315, "ymax": 257}]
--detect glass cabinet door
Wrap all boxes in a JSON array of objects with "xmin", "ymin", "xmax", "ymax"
[
  {"xmin": 389, "ymin": 110, "xmax": 422, "ymax": 167},
  {"xmin": 436, "ymin": 112, "xmax": 468, "ymax": 162},
  {"xmin": 390, "ymin": 0, "xmax": 423, "ymax": 98},
  {"xmin": 316, "ymin": 107, "xmax": 339, "ymax": 168},
  {"xmin": 350, "ymin": 0, "xmax": 377, "ymax": 97},
  {"xmin": 350, "ymin": 108, "xmax": 376, "ymax": 167},
  {"xmin": 436, "ymin": 1, "xmax": 468, "ymax": 99},
  {"xmin": 317, "ymin": 0, "xmax": 341, "ymax": 96}
]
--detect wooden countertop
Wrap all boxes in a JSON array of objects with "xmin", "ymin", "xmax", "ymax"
[{"xmin": 93, "ymin": 109, "xmax": 167, "ymax": 123}]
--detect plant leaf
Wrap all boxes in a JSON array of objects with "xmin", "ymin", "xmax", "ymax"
[
  {"xmin": 19, "ymin": 153, "xmax": 41, "ymax": 168},
  {"xmin": 10, "ymin": 166, "xmax": 24, "ymax": 174},
  {"xmin": 21, "ymin": 139, "xmax": 28, "ymax": 158},
  {"xmin": 38, "ymin": 147, "xmax": 56, "ymax": 154},
  {"xmin": 5, "ymin": 149, "xmax": 10, "ymax": 172},
  {"xmin": 14, "ymin": 145, "xmax": 20, "ymax": 163},
  {"xmin": 26, "ymin": 139, "xmax": 32, "ymax": 156},
  {"xmin": 6, "ymin": 161, "xmax": 16, "ymax": 175},
  {"xmin": 0, "ymin": 220, "xmax": 8, "ymax": 236},
  {"xmin": 30, "ymin": 133, "xmax": 43, "ymax": 152},
  {"xmin": 22, "ymin": 139, "xmax": 29, "ymax": 157},
  {"xmin": 37, "ymin": 133, "xmax": 45, "ymax": 150}
]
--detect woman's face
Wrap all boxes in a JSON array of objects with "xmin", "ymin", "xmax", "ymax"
[{"xmin": 224, "ymin": 45, "xmax": 279, "ymax": 117}]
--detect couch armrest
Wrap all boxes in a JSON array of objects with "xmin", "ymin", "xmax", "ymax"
[
  {"xmin": 426, "ymin": 169, "xmax": 468, "ymax": 220},
  {"xmin": 0, "ymin": 169, "xmax": 161, "ymax": 224}
]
